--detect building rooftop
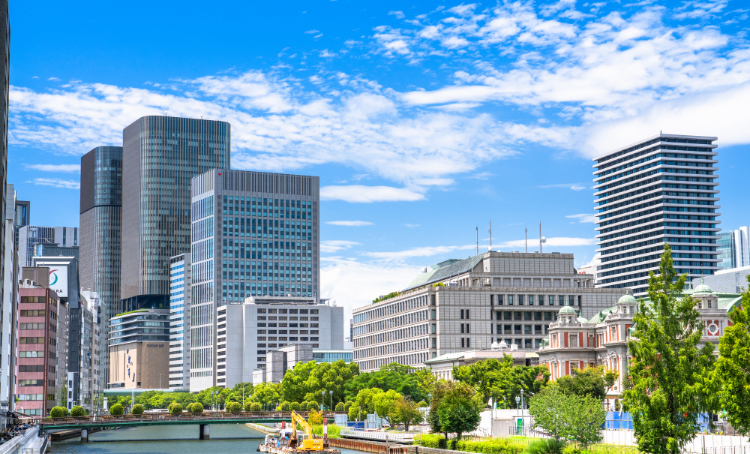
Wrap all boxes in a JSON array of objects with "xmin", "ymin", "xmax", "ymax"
[{"xmin": 404, "ymin": 254, "xmax": 485, "ymax": 291}]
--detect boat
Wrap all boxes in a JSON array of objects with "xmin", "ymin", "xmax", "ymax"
[{"xmin": 257, "ymin": 411, "xmax": 340, "ymax": 454}]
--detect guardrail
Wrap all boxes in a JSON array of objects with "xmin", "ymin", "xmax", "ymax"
[
  {"xmin": 0, "ymin": 427, "xmax": 44, "ymax": 454},
  {"xmin": 339, "ymin": 429, "xmax": 416, "ymax": 443},
  {"xmin": 37, "ymin": 411, "xmax": 346, "ymax": 427}
]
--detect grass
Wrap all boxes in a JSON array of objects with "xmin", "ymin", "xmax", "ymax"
[
  {"xmin": 415, "ymin": 435, "xmax": 640, "ymax": 454},
  {"xmin": 311, "ymin": 424, "xmax": 342, "ymax": 439}
]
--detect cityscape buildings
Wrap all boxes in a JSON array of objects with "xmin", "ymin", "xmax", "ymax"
[
  {"xmin": 120, "ymin": 116, "xmax": 230, "ymax": 303},
  {"xmin": 79, "ymin": 289, "xmax": 102, "ymax": 411},
  {"xmin": 169, "ymin": 253, "xmax": 190, "ymax": 390},
  {"xmin": 13, "ymin": 199, "xmax": 29, "ymax": 251},
  {"xmin": 108, "ymin": 308, "xmax": 170, "ymax": 389},
  {"xmin": 189, "ymin": 168, "xmax": 321, "ymax": 390},
  {"xmin": 691, "ymin": 266, "xmax": 750, "ymax": 294},
  {"xmin": 0, "ymin": 5, "xmax": 10, "ymax": 396},
  {"xmin": 79, "ymin": 145, "xmax": 123, "ymax": 389},
  {"xmin": 352, "ymin": 251, "xmax": 625, "ymax": 372},
  {"xmin": 0, "ymin": 185, "xmax": 17, "ymax": 421},
  {"xmin": 593, "ymin": 133, "xmax": 721, "ymax": 296},
  {"xmin": 18, "ymin": 226, "xmax": 78, "ymax": 267},
  {"xmin": 717, "ymin": 227, "xmax": 749, "ymax": 270},
  {"xmin": 537, "ymin": 284, "xmax": 744, "ymax": 408}
]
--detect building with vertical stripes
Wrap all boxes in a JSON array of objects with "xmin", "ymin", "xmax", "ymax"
[{"xmin": 593, "ymin": 134, "xmax": 721, "ymax": 296}]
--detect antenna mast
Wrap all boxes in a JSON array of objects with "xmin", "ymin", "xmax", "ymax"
[
  {"xmin": 489, "ymin": 221, "xmax": 492, "ymax": 250},
  {"xmin": 539, "ymin": 222, "xmax": 543, "ymax": 253},
  {"xmin": 525, "ymin": 227, "xmax": 528, "ymax": 253},
  {"xmin": 476, "ymin": 226, "xmax": 479, "ymax": 255}
]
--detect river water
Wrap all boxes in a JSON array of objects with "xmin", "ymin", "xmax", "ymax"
[{"xmin": 50, "ymin": 425, "xmax": 362, "ymax": 454}]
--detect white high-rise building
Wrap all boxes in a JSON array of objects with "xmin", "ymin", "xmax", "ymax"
[
  {"xmin": 169, "ymin": 253, "xmax": 191, "ymax": 390},
  {"xmin": 593, "ymin": 133, "xmax": 721, "ymax": 296},
  {"xmin": 0, "ymin": 185, "xmax": 19, "ymax": 422}
]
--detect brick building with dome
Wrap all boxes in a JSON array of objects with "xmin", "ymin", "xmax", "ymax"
[{"xmin": 536, "ymin": 282, "xmax": 744, "ymax": 408}]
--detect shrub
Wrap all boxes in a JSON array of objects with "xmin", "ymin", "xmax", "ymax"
[
  {"xmin": 312, "ymin": 424, "xmax": 342, "ymax": 439},
  {"xmin": 131, "ymin": 404, "xmax": 144, "ymax": 415},
  {"xmin": 247, "ymin": 402, "xmax": 262, "ymax": 412},
  {"xmin": 525, "ymin": 439, "xmax": 566, "ymax": 454},
  {"xmin": 290, "ymin": 402, "xmax": 301, "ymax": 411},
  {"xmin": 189, "ymin": 402, "xmax": 204, "ymax": 414},
  {"xmin": 307, "ymin": 401, "xmax": 319, "ymax": 411},
  {"xmin": 344, "ymin": 401, "xmax": 353, "ymax": 411},
  {"xmin": 416, "ymin": 434, "xmax": 527, "ymax": 454},
  {"xmin": 227, "ymin": 402, "xmax": 242, "ymax": 413},
  {"xmin": 417, "ymin": 401, "xmax": 428, "ymax": 407},
  {"xmin": 308, "ymin": 409, "xmax": 324, "ymax": 425},
  {"xmin": 70, "ymin": 406, "xmax": 85, "ymax": 417},
  {"xmin": 50, "ymin": 406, "xmax": 67, "ymax": 418},
  {"xmin": 278, "ymin": 401, "xmax": 291, "ymax": 411},
  {"xmin": 335, "ymin": 402, "xmax": 345, "ymax": 411},
  {"xmin": 110, "ymin": 403, "xmax": 124, "ymax": 416},
  {"xmin": 169, "ymin": 403, "xmax": 183, "ymax": 415}
]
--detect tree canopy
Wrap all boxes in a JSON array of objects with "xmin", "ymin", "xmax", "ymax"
[
  {"xmin": 624, "ymin": 245, "xmax": 717, "ymax": 454},
  {"xmin": 555, "ymin": 365, "xmax": 618, "ymax": 401},
  {"xmin": 529, "ymin": 385, "xmax": 605, "ymax": 447},
  {"xmin": 452, "ymin": 355, "xmax": 549, "ymax": 408},
  {"xmin": 280, "ymin": 360, "xmax": 359, "ymax": 407},
  {"xmin": 344, "ymin": 362, "xmax": 428, "ymax": 403}
]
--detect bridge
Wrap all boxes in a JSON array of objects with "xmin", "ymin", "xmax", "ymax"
[{"xmin": 37, "ymin": 411, "xmax": 344, "ymax": 441}]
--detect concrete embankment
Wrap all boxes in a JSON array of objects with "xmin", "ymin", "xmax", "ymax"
[{"xmin": 329, "ymin": 437, "xmax": 415, "ymax": 454}]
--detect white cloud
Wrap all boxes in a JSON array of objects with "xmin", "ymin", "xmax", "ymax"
[
  {"xmin": 321, "ymin": 185, "xmax": 426, "ymax": 203},
  {"xmin": 305, "ymin": 29, "xmax": 321, "ymax": 34},
  {"xmin": 404, "ymin": 223, "xmax": 420, "ymax": 228},
  {"xmin": 326, "ymin": 221, "xmax": 374, "ymax": 226},
  {"xmin": 28, "ymin": 178, "xmax": 80, "ymax": 189},
  {"xmin": 363, "ymin": 245, "xmax": 475, "ymax": 261},
  {"xmin": 389, "ymin": 11, "xmax": 405, "ymax": 19},
  {"xmin": 48, "ymin": 77, "xmax": 60, "ymax": 82},
  {"xmin": 24, "ymin": 164, "xmax": 80, "ymax": 173},
  {"xmin": 320, "ymin": 240, "xmax": 360, "ymax": 253},
  {"xmin": 499, "ymin": 237, "xmax": 595, "ymax": 248},
  {"xmin": 538, "ymin": 183, "xmax": 588, "ymax": 191},
  {"xmin": 566, "ymin": 214, "xmax": 598, "ymax": 223},
  {"xmin": 321, "ymin": 257, "xmax": 423, "ymax": 328}
]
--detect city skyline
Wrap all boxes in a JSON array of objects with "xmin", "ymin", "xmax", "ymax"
[{"xmin": 5, "ymin": 0, "xmax": 750, "ymax": 324}]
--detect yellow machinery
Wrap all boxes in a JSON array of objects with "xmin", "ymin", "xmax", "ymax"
[{"xmin": 290, "ymin": 411, "xmax": 324, "ymax": 451}]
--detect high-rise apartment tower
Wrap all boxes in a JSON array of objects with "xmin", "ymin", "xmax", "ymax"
[{"xmin": 593, "ymin": 133, "xmax": 720, "ymax": 295}]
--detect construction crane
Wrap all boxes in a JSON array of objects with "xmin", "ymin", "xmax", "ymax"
[{"xmin": 289, "ymin": 411, "xmax": 324, "ymax": 452}]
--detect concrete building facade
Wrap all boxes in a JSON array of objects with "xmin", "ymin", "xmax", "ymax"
[
  {"xmin": 18, "ymin": 226, "xmax": 78, "ymax": 268},
  {"xmin": 107, "ymin": 308, "xmax": 169, "ymax": 389},
  {"xmin": 224, "ymin": 299, "xmax": 344, "ymax": 388},
  {"xmin": 593, "ymin": 133, "xmax": 721, "ymax": 295},
  {"xmin": 717, "ymin": 227, "xmax": 749, "ymax": 270},
  {"xmin": 352, "ymin": 251, "xmax": 626, "ymax": 372},
  {"xmin": 0, "ymin": 184, "xmax": 18, "ymax": 420},
  {"xmin": 189, "ymin": 169, "xmax": 320, "ymax": 391}
]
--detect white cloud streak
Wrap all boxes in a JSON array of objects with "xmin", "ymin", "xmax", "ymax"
[
  {"xmin": 320, "ymin": 240, "xmax": 360, "ymax": 253},
  {"xmin": 566, "ymin": 214, "xmax": 598, "ymax": 223},
  {"xmin": 25, "ymin": 164, "xmax": 81, "ymax": 173},
  {"xmin": 326, "ymin": 221, "xmax": 374, "ymax": 226},
  {"xmin": 321, "ymin": 185, "xmax": 426, "ymax": 203},
  {"xmin": 28, "ymin": 178, "xmax": 80, "ymax": 189}
]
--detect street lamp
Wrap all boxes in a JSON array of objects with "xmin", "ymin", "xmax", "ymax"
[
  {"xmin": 329, "ymin": 390, "xmax": 333, "ymax": 412},
  {"xmin": 321, "ymin": 390, "xmax": 325, "ymax": 410},
  {"xmin": 515, "ymin": 396, "xmax": 520, "ymax": 416}
]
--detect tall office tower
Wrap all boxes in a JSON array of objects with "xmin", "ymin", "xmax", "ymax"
[
  {"xmin": 120, "ymin": 116, "xmax": 230, "ymax": 305},
  {"xmin": 190, "ymin": 169, "xmax": 320, "ymax": 390},
  {"xmin": 593, "ymin": 134, "xmax": 720, "ymax": 296},
  {"xmin": 169, "ymin": 253, "xmax": 190, "ymax": 390},
  {"xmin": 79, "ymin": 145, "xmax": 122, "ymax": 389},
  {"xmin": 14, "ymin": 199, "xmax": 29, "ymax": 250},
  {"xmin": 0, "ymin": 3, "xmax": 9, "ymax": 406},
  {"xmin": 0, "ymin": 184, "xmax": 18, "ymax": 422},
  {"xmin": 18, "ymin": 226, "xmax": 78, "ymax": 267},
  {"xmin": 718, "ymin": 231, "xmax": 736, "ymax": 270}
]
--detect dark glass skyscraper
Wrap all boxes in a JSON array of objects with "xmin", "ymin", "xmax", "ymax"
[
  {"xmin": 120, "ymin": 116, "xmax": 230, "ymax": 301},
  {"xmin": 80, "ymin": 146, "xmax": 123, "ymax": 388}
]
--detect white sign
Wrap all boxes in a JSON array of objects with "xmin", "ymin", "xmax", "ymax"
[{"xmin": 48, "ymin": 266, "xmax": 68, "ymax": 297}]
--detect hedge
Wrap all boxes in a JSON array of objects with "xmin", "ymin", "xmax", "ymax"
[
  {"xmin": 70, "ymin": 406, "xmax": 85, "ymax": 417},
  {"xmin": 131, "ymin": 404, "xmax": 145, "ymax": 415},
  {"xmin": 50, "ymin": 406, "xmax": 68, "ymax": 418},
  {"xmin": 227, "ymin": 402, "xmax": 242, "ymax": 413},
  {"xmin": 311, "ymin": 424, "xmax": 341, "ymax": 439},
  {"xmin": 415, "ymin": 434, "xmax": 526, "ymax": 454},
  {"xmin": 110, "ymin": 404, "xmax": 124, "ymax": 416}
]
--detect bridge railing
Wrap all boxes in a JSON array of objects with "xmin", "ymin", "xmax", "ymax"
[{"xmin": 37, "ymin": 411, "xmax": 347, "ymax": 426}]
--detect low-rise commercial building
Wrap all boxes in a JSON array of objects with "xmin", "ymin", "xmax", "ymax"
[
  {"xmin": 352, "ymin": 251, "xmax": 625, "ymax": 372},
  {"xmin": 536, "ymin": 284, "xmax": 743, "ymax": 408},
  {"xmin": 224, "ymin": 298, "xmax": 344, "ymax": 388},
  {"xmin": 425, "ymin": 347, "xmax": 538, "ymax": 381},
  {"xmin": 108, "ymin": 308, "xmax": 169, "ymax": 389}
]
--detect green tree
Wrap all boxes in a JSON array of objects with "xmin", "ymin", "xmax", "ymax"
[
  {"xmin": 277, "ymin": 401, "xmax": 291, "ymax": 411},
  {"xmin": 70, "ymin": 406, "xmax": 85, "ymax": 417},
  {"xmin": 435, "ymin": 382, "xmax": 482, "ymax": 440},
  {"xmin": 345, "ymin": 363, "xmax": 426, "ymax": 403},
  {"xmin": 227, "ymin": 402, "xmax": 242, "ymax": 413},
  {"xmin": 348, "ymin": 403, "xmax": 364, "ymax": 421},
  {"xmin": 290, "ymin": 401, "xmax": 301, "ymax": 411},
  {"xmin": 131, "ymin": 404, "xmax": 145, "ymax": 415},
  {"xmin": 50, "ymin": 406, "xmax": 67, "ymax": 418},
  {"xmin": 390, "ymin": 396, "xmax": 424, "ymax": 431},
  {"xmin": 307, "ymin": 401, "xmax": 319, "ymax": 411},
  {"xmin": 335, "ymin": 402, "xmax": 345, "ymax": 411},
  {"xmin": 189, "ymin": 402, "xmax": 204, "ymax": 414},
  {"xmin": 556, "ymin": 366, "xmax": 618, "ymax": 400},
  {"xmin": 169, "ymin": 403, "xmax": 183, "ymax": 415},
  {"xmin": 529, "ymin": 385, "xmax": 604, "ymax": 447},
  {"xmin": 253, "ymin": 383, "xmax": 281, "ymax": 408},
  {"xmin": 373, "ymin": 389, "xmax": 402, "ymax": 424},
  {"xmin": 247, "ymin": 402, "xmax": 262, "ymax": 412},
  {"xmin": 714, "ymin": 275, "xmax": 750, "ymax": 438},
  {"xmin": 110, "ymin": 403, "xmax": 124, "ymax": 416},
  {"xmin": 624, "ymin": 245, "xmax": 717, "ymax": 454},
  {"xmin": 344, "ymin": 401, "xmax": 353, "ymax": 411}
]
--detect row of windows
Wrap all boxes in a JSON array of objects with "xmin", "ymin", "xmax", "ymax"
[{"xmin": 494, "ymin": 294, "xmax": 580, "ymax": 307}]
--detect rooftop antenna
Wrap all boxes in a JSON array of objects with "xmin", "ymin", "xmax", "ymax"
[
  {"xmin": 525, "ymin": 227, "xmax": 528, "ymax": 253},
  {"xmin": 489, "ymin": 221, "xmax": 492, "ymax": 250},
  {"xmin": 539, "ymin": 222, "xmax": 546, "ymax": 253},
  {"xmin": 476, "ymin": 226, "xmax": 479, "ymax": 255}
]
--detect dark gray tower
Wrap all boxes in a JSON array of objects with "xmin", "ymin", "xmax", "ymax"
[
  {"xmin": 80, "ymin": 146, "xmax": 123, "ymax": 388},
  {"xmin": 0, "ymin": 1, "xmax": 10, "ymax": 378},
  {"xmin": 120, "ymin": 116, "xmax": 230, "ymax": 302}
]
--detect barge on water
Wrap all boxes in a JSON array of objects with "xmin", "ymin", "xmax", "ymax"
[{"xmin": 258, "ymin": 411, "xmax": 340, "ymax": 454}]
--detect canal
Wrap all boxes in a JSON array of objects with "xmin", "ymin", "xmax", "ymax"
[{"xmin": 49, "ymin": 425, "xmax": 364, "ymax": 454}]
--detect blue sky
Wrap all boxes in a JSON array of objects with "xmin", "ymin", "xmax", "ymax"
[{"xmin": 7, "ymin": 0, "xmax": 750, "ymax": 321}]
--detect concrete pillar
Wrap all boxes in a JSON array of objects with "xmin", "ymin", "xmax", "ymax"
[
  {"xmin": 81, "ymin": 429, "xmax": 89, "ymax": 442},
  {"xmin": 199, "ymin": 424, "xmax": 210, "ymax": 440}
]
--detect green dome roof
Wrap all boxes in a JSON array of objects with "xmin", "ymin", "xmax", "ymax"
[
  {"xmin": 618, "ymin": 293, "xmax": 637, "ymax": 305},
  {"xmin": 694, "ymin": 278, "xmax": 713, "ymax": 295},
  {"xmin": 559, "ymin": 306, "xmax": 576, "ymax": 315}
]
